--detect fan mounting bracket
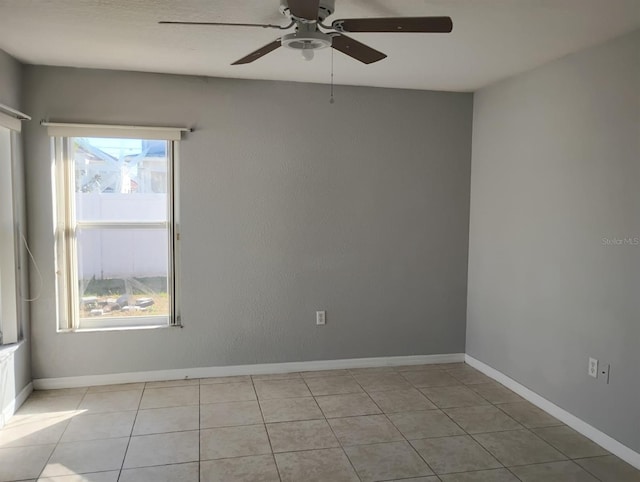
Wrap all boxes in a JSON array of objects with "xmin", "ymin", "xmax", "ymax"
[
  {"xmin": 279, "ymin": 0, "xmax": 335, "ymax": 22},
  {"xmin": 331, "ymin": 20, "xmax": 346, "ymax": 32}
]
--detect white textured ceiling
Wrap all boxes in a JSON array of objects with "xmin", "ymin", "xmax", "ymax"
[{"xmin": 0, "ymin": 0, "xmax": 639, "ymax": 91}]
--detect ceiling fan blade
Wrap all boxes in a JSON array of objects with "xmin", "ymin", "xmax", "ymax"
[
  {"xmin": 287, "ymin": 0, "xmax": 320, "ymax": 21},
  {"xmin": 231, "ymin": 39, "xmax": 282, "ymax": 65},
  {"xmin": 159, "ymin": 21, "xmax": 288, "ymax": 30},
  {"xmin": 332, "ymin": 16, "xmax": 453, "ymax": 33},
  {"xmin": 331, "ymin": 35, "xmax": 386, "ymax": 64}
]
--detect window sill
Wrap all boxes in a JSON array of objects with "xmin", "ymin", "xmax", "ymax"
[
  {"xmin": 58, "ymin": 324, "xmax": 182, "ymax": 334},
  {"xmin": 0, "ymin": 339, "xmax": 25, "ymax": 362}
]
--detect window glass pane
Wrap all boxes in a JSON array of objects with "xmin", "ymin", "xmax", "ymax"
[
  {"xmin": 76, "ymin": 228, "xmax": 169, "ymax": 322},
  {"xmin": 72, "ymin": 137, "xmax": 168, "ymax": 222}
]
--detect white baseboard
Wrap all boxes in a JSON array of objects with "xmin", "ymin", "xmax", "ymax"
[
  {"xmin": 0, "ymin": 381, "xmax": 33, "ymax": 429},
  {"xmin": 33, "ymin": 353, "xmax": 465, "ymax": 390},
  {"xmin": 465, "ymin": 354, "xmax": 640, "ymax": 470}
]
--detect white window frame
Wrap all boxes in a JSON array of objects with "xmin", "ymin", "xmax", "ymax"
[
  {"xmin": 49, "ymin": 123, "xmax": 185, "ymax": 331},
  {"xmin": 0, "ymin": 111, "xmax": 22, "ymax": 345}
]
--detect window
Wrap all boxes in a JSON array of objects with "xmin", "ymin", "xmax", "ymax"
[
  {"xmin": 0, "ymin": 110, "xmax": 23, "ymax": 345},
  {"xmin": 51, "ymin": 125, "xmax": 183, "ymax": 330}
]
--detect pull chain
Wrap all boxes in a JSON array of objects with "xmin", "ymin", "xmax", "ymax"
[{"xmin": 329, "ymin": 47, "xmax": 335, "ymax": 104}]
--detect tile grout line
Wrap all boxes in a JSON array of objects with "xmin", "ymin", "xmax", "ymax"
[
  {"xmin": 116, "ymin": 382, "xmax": 146, "ymax": 481},
  {"xmin": 465, "ymin": 424, "xmax": 602, "ymax": 481},
  {"xmin": 444, "ymin": 368, "xmax": 544, "ymax": 482},
  {"xmin": 364, "ymin": 368, "xmax": 469, "ymax": 478},
  {"xmin": 318, "ymin": 364, "xmax": 479, "ymax": 479},
  {"xmin": 366, "ymin": 365, "xmax": 528, "ymax": 480},
  {"xmin": 35, "ymin": 386, "xmax": 89, "ymax": 480},
  {"xmin": 573, "ymin": 459, "xmax": 608, "ymax": 482},
  {"xmin": 506, "ymin": 458, "xmax": 608, "ymax": 482},
  {"xmin": 491, "ymin": 402, "xmax": 577, "ymax": 458},
  {"xmin": 251, "ymin": 375, "xmax": 283, "ymax": 482},
  {"xmin": 512, "ymin": 426, "xmax": 605, "ymax": 482},
  {"xmin": 491, "ymin": 399, "xmax": 563, "ymax": 429},
  {"xmin": 258, "ymin": 369, "xmax": 571, "ymax": 480},
  {"xmin": 301, "ymin": 374, "xmax": 365, "ymax": 482},
  {"xmin": 444, "ymin": 383, "xmax": 529, "ymax": 482},
  {"xmin": 400, "ymin": 370, "xmax": 485, "ymax": 480},
  {"xmin": 433, "ymin": 368, "xmax": 534, "ymax": 481},
  {"xmin": 365, "ymin": 368, "xmax": 449, "ymax": 479},
  {"xmin": 198, "ymin": 443, "xmax": 410, "ymax": 459},
  {"xmin": 466, "ymin": 375, "xmax": 604, "ymax": 481},
  {"xmin": 405, "ymin": 368, "xmax": 505, "ymax": 477},
  {"xmin": 506, "ymin": 466, "xmax": 526, "ymax": 480}
]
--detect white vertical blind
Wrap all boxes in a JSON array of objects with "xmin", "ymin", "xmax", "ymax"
[{"xmin": 0, "ymin": 126, "xmax": 18, "ymax": 344}]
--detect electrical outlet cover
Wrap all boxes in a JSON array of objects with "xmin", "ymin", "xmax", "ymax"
[{"xmin": 588, "ymin": 357, "xmax": 598, "ymax": 378}]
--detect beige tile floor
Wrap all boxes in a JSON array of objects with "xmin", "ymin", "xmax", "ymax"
[{"xmin": 1, "ymin": 363, "xmax": 638, "ymax": 481}]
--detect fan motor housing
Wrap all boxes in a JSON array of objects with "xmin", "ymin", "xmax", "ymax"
[{"xmin": 279, "ymin": 0, "xmax": 335, "ymax": 22}]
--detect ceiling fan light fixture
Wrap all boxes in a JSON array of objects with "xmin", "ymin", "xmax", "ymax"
[
  {"xmin": 301, "ymin": 44, "xmax": 315, "ymax": 61},
  {"xmin": 281, "ymin": 31, "xmax": 332, "ymax": 57}
]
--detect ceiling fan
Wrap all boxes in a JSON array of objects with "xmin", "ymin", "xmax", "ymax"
[{"xmin": 159, "ymin": 0, "xmax": 452, "ymax": 65}]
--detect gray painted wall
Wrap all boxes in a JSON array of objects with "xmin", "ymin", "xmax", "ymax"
[
  {"xmin": 0, "ymin": 50, "xmax": 21, "ymax": 107},
  {"xmin": 23, "ymin": 66, "xmax": 472, "ymax": 379},
  {"xmin": 467, "ymin": 30, "xmax": 640, "ymax": 451},
  {"xmin": 0, "ymin": 48, "xmax": 31, "ymax": 422}
]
